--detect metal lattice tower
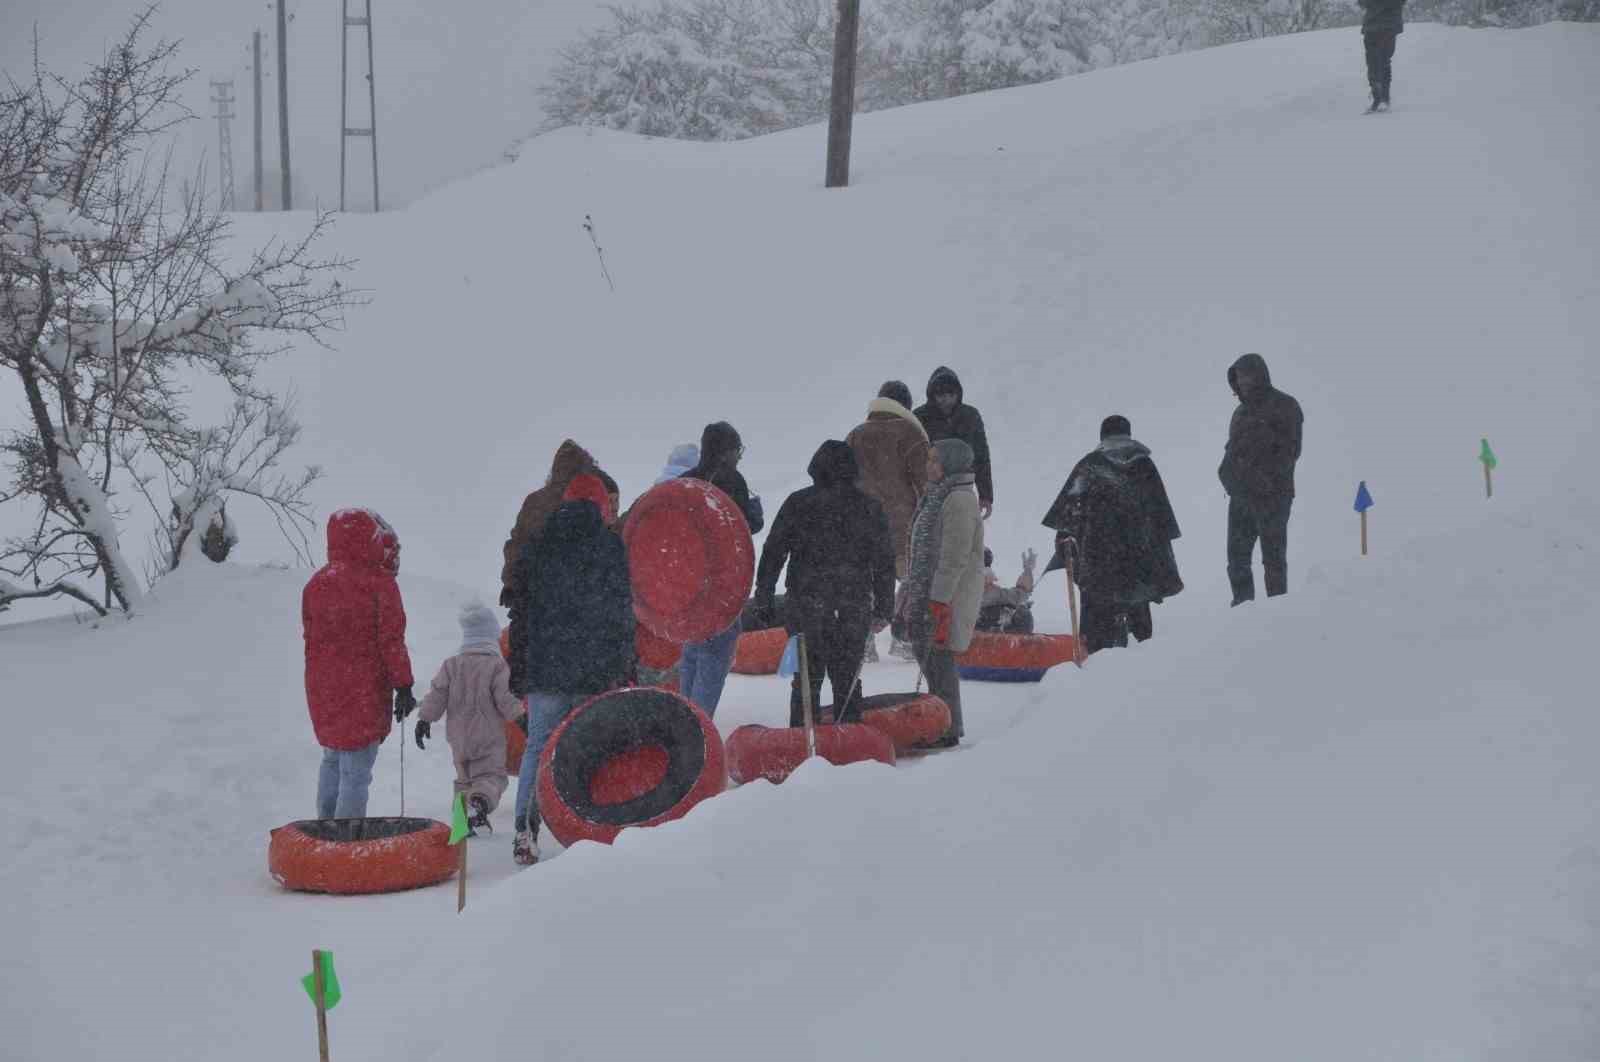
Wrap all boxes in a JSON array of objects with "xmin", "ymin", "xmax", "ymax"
[
  {"xmin": 340, "ymin": 0, "xmax": 381, "ymax": 212},
  {"xmin": 210, "ymin": 80, "xmax": 237, "ymax": 211}
]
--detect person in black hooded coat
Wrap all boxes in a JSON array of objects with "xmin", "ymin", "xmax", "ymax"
[
  {"xmin": 754, "ymin": 441, "xmax": 896, "ymax": 726},
  {"xmin": 1217, "ymin": 353, "xmax": 1303, "ymax": 605},
  {"xmin": 1042, "ymin": 416, "xmax": 1183, "ymax": 653},
  {"xmin": 914, "ymin": 367, "xmax": 994, "ymax": 518},
  {"xmin": 1359, "ymin": 0, "xmax": 1405, "ymax": 110}
]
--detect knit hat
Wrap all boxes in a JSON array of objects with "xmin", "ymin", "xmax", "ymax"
[
  {"xmin": 877, "ymin": 380, "xmax": 913, "ymax": 409},
  {"xmin": 1100, "ymin": 414, "xmax": 1131, "ymax": 439},
  {"xmin": 933, "ymin": 438, "xmax": 974, "ymax": 476},
  {"xmin": 564, "ymin": 473, "xmax": 615, "ymax": 524},
  {"xmin": 459, "ymin": 602, "xmax": 501, "ymax": 650}
]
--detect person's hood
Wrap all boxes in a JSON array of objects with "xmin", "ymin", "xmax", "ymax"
[
  {"xmin": 543, "ymin": 497, "xmax": 608, "ymax": 543},
  {"xmin": 697, "ymin": 421, "xmax": 743, "ymax": 473},
  {"xmin": 925, "ymin": 366, "xmax": 965, "ymax": 407},
  {"xmin": 1227, "ymin": 353, "xmax": 1273, "ymax": 402},
  {"xmin": 807, "ymin": 440, "xmax": 859, "ymax": 488},
  {"xmin": 547, "ymin": 439, "xmax": 596, "ymax": 486},
  {"xmin": 1098, "ymin": 435, "xmax": 1152, "ymax": 466},
  {"xmin": 866, "ymin": 397, "xmax": 929, "ymax": 438},
  {"xmin": 458, "ymin": 602, "xmax": 501, "ymax": 649},
  {"xmin": 656, "ymin": 443, "xmax": 700, "ymax": 484},
  {"xmin": 326, "ymin": 508, "xmax": 396, "ymax": 570}
]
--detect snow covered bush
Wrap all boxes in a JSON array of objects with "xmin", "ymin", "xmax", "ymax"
[{"xmin": 0, "ymin": 11, "xmax": 355, "ymax": 615}]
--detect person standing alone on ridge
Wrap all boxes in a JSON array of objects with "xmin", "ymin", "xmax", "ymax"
[
  {"xmin": 914, "ymin": 367, "xmax": 994, "ymax": 520},
  {"xmin": 1218, "ymin": 354, "xmax": 1303, "ymax": 607},
  {"xmin": 1359, "ymin": 0, "xmax": 1405, "ymax": 112}
]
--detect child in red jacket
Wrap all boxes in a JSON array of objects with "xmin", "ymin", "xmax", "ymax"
[{"xmin": 302, "ymin": 509, "xmax": 415, "ymax": 818}]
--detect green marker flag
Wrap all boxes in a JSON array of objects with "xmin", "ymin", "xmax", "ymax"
[
  {"xmin": 1479, "ymin": 438, "xmax": 1498, "ymax": 470},
  {"xmin": 448, "ymin": 792, "xmax": 470, "ymax": 846},
  {"xmin": 301, "ymin": 951, "xmax": 341, "ymax": 1010}
]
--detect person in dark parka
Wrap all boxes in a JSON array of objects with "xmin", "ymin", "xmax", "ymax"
[
  {"xmin": 1217, "ymin": 353, "xmax": 1303, "ymax": 606},
  {"xmin": 505, "ymin": 473, "xmax": 635, "ymax": 865},
  {"xmin": 753, "ymin": 441, "xmax": 896, "ymax": 726},
  {"xmin": 914, "ymin": 367, "xmax": 995, "ymax": 519},
  {"xmin": 1042, "ymin": 416, "xmax": 1183, "ymax": 653},
  {"xmin": 677, "ymin": 421, "xmax": 764, "ymax": 716},
  {"xmin": 1359, "ymin": 0, "xmax": 1405, "ymax": 110}
]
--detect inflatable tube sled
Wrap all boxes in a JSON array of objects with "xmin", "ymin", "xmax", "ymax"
[
  {"xmin": 732, "ymin": 626, "xmax": 787, "ymax": 675},
  {"xmin": 536, "ymin": 687, "xmax": 725, "ymax": 847},
  {"xmin": 726, "ymin": 723, "xmax": 895, "ymax": 785},
  {"xmin": 956, "ymin": 632, "xmax": 1078, "ymax": 683},
  {"xmin": 268, "ymin": 817, "xmax": 456, "ymax": 894},
  {"xmin": 623, "ymin": 479, "xmax": 754, "ymax": 644},
  {"xmin": 846, "ymin": 692, "xmax": 952, "ymax": 751}
]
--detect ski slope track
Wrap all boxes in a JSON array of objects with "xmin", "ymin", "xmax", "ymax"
[{"xmin": 3, "ymin": 23, "xmax": 1598, "ymax": 1061}]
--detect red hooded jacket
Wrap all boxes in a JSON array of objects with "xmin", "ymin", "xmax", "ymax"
[{"xmin": 302, "ymin": 509, "xmax": 414, "ymax": 750}]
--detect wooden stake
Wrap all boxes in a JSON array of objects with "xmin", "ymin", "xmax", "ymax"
[
  {"xmin": 797, "ymin": 633, "xmax": 816, "ymax": 759},
  {"xmin": 1484, "ymin": 462, "xmax": 1493, "ymax": 499},
  {"xmin": 312, "ymin": 949, "xmax": 330, "ymax": 1062},
  {"xmin": 1064, "ymin": 556, "xmax": 1085, "ymax": 668},
  {"xmin": 1360, "ymin": 509, "xmax": 1368, "ymax": 556}
]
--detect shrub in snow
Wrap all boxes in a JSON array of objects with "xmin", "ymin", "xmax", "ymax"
[{"xmin": 0, "ymin": 11, "xmax": 356, "ymax": 615}]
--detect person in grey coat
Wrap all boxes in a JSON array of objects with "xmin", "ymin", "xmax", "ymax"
[
  {"xmin": 901, "ymin": 438, "xmax": 985, "ymax": 748},
  {"xmin": 1359, "ymin": 0, "xmax": 1405, "ymax": 111}
]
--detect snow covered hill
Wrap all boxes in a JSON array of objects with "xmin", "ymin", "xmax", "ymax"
[{"xmin": 3, "ymin": 22, "xmax": 1598, "ymax": 1061}]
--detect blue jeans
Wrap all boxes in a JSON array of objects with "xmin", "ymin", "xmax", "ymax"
[
  {"xmin": 513, "ymin": 691, "xmax": 584, "ymax": 835},
  {"xmin": 316, "ymin": 742, "xmax": 381, "ymax": 819},
  {"xmin": 679, "ymin": 617, "xmax": 741, "ymax": 717}
]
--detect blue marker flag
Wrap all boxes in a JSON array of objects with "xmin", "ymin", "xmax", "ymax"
[
  {"xmin": 1354, "ymin": 481, "xmax": 1374, "ymax": 513},
  {"xmin": 777, "ymin": 635, "xmax": 800, "ymax": 677}
]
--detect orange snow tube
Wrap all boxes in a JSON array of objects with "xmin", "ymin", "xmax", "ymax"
[
  {"xmin": 726, "ymin": 723, "xmax": 895, "ymax": 785},
  {"xmin": 956, "ymin": 632, "xmax": 1078, "ymax": 682},
  {"xmin": 853, "ymin": 692, "xmax": 952, "ymax": 751},
  {"xmin": 732, "ymin": 626, "xmax": 788, "ymax": 675},
  {"xmin": 268, "ymin": 817, "xmax": 457, "ymax": 894}
]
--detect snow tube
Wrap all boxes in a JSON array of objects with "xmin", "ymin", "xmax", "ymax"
[
  {"xmin": 268, "ymin": 817, "xmax": 457, "ymax": 895},
  {"xmin": 636, "ymin": 623, "xmax": 683, "ymax": 670},
  {"xmin": 732, "ymin": 626, "xmax": 788, "ymax": 675},
  {"xmin": 622, "ymin": 478, "xmax": 754, "ymax": 644},
  {"xmin": 726, "ymin": 723, "xmax": 896, "ymax": 785},
  {"xmin": 850, "ymin": 692, "xmax": 952, "ymax": 751},
  {"xmin": 956, "ymin": 632, "xmax": 1078, "ymax": 683},
  {"xmin": 536, "ymin": 687, "xmax": 725, "ymax": 847}
]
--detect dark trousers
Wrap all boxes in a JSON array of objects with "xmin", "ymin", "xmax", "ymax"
[
  {"xmin": 912, "ymin": 638, "xmax": 964, "ymax": 743},
  {"xmin": 1078, "ymin": 594, "xmax": 1152, "ymax": 654},
  {"xmin": 787, "ymin": 600, "xmax": 872, "ymax": 727},
  {"xmin": 1364, "ymin": 31, "xmax": 1397, "ymax": 101},
  {"xmin": 1227, "ymin": 495, "xmax": 1293, "ymax": 605}
]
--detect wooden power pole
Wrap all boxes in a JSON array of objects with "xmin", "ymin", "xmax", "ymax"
[
  {"xmin": 276, "ymin": 0, "xmax": 292, "ymax": 210},
  {"xmin": 340, "ymin": 0, "xmax": 381, "ymax": 211},
  {"xmin": 824, "ymin": 0, "xmax": 862, "ymax": 188},
  {"xmin": 252, "ymin": 30, "xmax": 264, "ymax": 211}
]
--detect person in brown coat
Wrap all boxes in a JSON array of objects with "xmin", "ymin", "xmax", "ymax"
[
  {"xmin": 846, "ymin": 380, "xmax": 929, "ymax": 662},
  {"xmin": 498, "ymin": 439, "xmax": 599, "ymax": 607}
]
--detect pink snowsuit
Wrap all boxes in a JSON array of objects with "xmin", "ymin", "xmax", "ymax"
[{"xmin": 416, "ymin": 646, "xmax": 524, "ymax": 811}]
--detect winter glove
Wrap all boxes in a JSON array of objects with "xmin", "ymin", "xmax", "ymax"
[
  {"xmin": 413, "ymin": 719, "xmax": 430, "ymax": 751},
  {"xmin": 929, "ymin": 601, "xmax": 952, "ymax": 647},
  {"xmin": 393, "ymin": 685, "xmax": 417, "ymax": 722}
]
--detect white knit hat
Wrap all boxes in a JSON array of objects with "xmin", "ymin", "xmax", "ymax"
[{"xmin": 459, "ymin": 602, "xmax": 501, "ymax": 650}]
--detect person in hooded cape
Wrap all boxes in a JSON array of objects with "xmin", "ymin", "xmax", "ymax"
[{"xmin": 1042, "ymin": 416, "xmax": 1183, "ymax": 654}]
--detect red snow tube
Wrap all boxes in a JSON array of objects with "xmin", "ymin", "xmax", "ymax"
[
  {"xmin": 636, "ymin": 623, "xmax": 683, "ymax": 671},
  {"xmin": 622, "ymin": 478, "xmax": 754, "ymax": 644},
  {"xmin": 536, "ymin": 687, "xmax": 725, "ymax": 847},
  {"xmin": 852, "ymin": 692, "xmax": 952, "ymax": 751},
  {"xmin": 726, "ymin": 723, "xmax": 895, "ymax": 785},
  {"xmin": 268, "ymin": 817, "xmax": 457, "ymax": 894},
  {"xmin": 956, "ymin": 632, "xmax": 1079, "ymax": 682},
  {"xmin": 732, "ymin": 626, "xmax": 788, "ymax": 675}
]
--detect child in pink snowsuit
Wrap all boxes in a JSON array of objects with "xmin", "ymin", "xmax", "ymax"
[{"xmin": 413, "ymin": 603, "xmax": 524, "ymax": 831}]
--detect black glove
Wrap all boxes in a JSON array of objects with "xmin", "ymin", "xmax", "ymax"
[
  {"xmin": 393, "ymin": 685, "xmax": 417, "ymax": 722},
  {"xmin": 413, "ymin": 719, "xmax": 430, "ymax": 750}
]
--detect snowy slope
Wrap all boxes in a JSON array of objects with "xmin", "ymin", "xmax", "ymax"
[{"xmin": 3, "ymin": 22, "xmax": 1599, "ymax": 1062}]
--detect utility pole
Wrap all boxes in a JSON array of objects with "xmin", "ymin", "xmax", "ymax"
[
  {"xmin": 276, "ymin": 0, "xmax": 292, "ymax": 210},
  {"xmin": 252, "ymin": 30, "xmax": 264, "ymax": 211},
  {"xmin": 823, "ymin": 0, "xmax": 862, "ymax": 188},
  {"xmin": 210, "ymin": 79, "xmax": 237, "ymax": 211},
  {"xmin": 339, "ymin": 0, "xmax": 381, "ymax": 211}
]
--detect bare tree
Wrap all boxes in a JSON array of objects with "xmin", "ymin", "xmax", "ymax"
[{"xmin": 1, "ymin": 9, "xmax": 357, "ymax": 615}]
